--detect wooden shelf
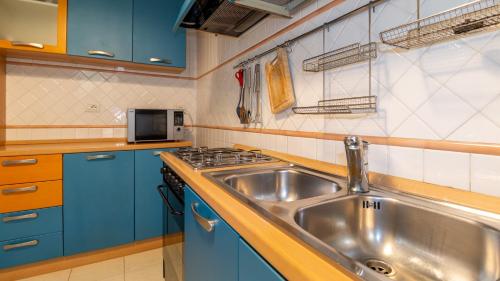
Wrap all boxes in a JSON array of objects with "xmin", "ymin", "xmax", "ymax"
[{"xmin": 1, "ymin": 48, "xmax": 186, "ymax": 75}]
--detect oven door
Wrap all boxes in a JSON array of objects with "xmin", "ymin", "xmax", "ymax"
[{"xmin": 158, "ymin": 184, "xmax": 184, "ymax": 281}]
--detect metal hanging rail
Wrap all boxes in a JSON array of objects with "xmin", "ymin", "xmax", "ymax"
[{"xmin": 233, "ymin": 0, "xmax": 388, "ymax": 69}]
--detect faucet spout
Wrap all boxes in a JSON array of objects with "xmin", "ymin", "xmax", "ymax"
[{"xmin": 344, "ymin": 136, "xmax": 369, "ymax": 193}]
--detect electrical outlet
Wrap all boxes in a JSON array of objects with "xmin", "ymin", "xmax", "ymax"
[{"xmin": 85, "ymin": 104, "xmax": 100, "ymax": 113}]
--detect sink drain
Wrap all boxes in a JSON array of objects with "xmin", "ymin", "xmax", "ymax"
[{"xmin": 364, "ymin": 259, "xmax": 396, "ymax": 277}]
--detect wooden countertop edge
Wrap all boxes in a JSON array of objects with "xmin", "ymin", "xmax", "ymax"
[
  {"xmin": 0, "ymin": 141, "xmax": 193, "ymax": 156},
  {"xmin": 160, "ymin": 152, "xmax": 359, "ymax": 281}
]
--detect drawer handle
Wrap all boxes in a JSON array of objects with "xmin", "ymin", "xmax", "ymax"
[
  {"xmin": 2, "ymin": 185, "xmax": 38, "ymax": 195},
  {"xmin": 2, "ymin": 158, "xmax": 38, "ymax": 166},
  {"xmin": 11, "ymin": 41, "xmax": 44, "ymax": 49},
  {"xmin": 86, "ymin": 154, "xmax": 116, "ymax": 161},
  {"xmin": 191, "ymin": 203, "xmax": 217, "ymax": 233},
  {"xmin": 2, "ymin": 213, "xmax": 38, "ymax": 223},
  {"xmin": 153, "ymin": 151, "xmax": 163, "ymax": 156},
  {"xmin": 3, "ymin": 240, "xmax": 39, "ymax": 251},
  {"xmin": 149, "ymin": 57, "xmax": 172, "ymax": 64},
  {"xmin": 88, "ymin": 50, "xmax": 115, "ymax": 57}
]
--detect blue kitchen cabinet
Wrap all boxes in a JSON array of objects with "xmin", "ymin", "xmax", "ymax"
[
  {"xmin": 239, "ymin": 239, "xmax": 285, "ymax": 281},
  {"xmin": 63, "ymin": 151, "xmax": 134, "ymax": 256},
  {"xmin": 184, "ymin": 186, "xmax": 238, "ymax": 281},
  {"xmin": 135, "ymin": 148, "xmax": 174, "ymax": 241},
  {"xmin": 0, "ymin": 207, "xmax": 62, "ymax": 242},
  {"xmin": 0, "ymin": 232, "xmax": 63, "ymax": 269},
  {"xmin": 133, "ymin": 0, "xmax": 186, "ymax": 68},
  {"xmin": 67, "ymin": 0, "xmax": 133, "ymax": 61}
]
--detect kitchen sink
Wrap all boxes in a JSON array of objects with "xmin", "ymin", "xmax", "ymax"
[
  {"xmin": 214, "ymin": 165, "xmax": 343, "ymax": 202},
  {"xmin": 294, "ymin": 195, "xmax": 500, "ymax": 281},
  {"xmin": 204, "ymin": 164, "xmax": 500, "ymax": 281},
  {"xmin": 221, "ymin": 167, "xmax": 341, "ymax": 202}
]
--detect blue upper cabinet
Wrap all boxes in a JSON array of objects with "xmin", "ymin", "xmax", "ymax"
[
  {"xmin": 184, "ymin": 186, "xmax": 238, "ymax": 281},
  {"xmin": 239, "ymin": 239, "xmax": 285, "ymax": 281},
  {"xmin": 133, "ymin": 0, "xmax": 186, "ymax": 68},
  {"xmin": 134, "ymin": 149, "xmax": 173, "ymax": 241},
  {"xmin": 67, "ymin": 0, "xmax": 133, "ymax": 61},
  {"xmin": 63, "ymin": 151, "xmax": 134, "ymax": 256}
]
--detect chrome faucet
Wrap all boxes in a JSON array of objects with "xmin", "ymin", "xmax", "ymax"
[{"xmin": 344, "ymin": 136, "xmax": 369, "ymax": 193}]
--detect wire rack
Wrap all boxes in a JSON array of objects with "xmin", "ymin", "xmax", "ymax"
[
  {"xmin": 380, "ymin": 0, "xmax": 500, "ymax": 49},
  {"xmin": 302, "ymin": 42, "xmax": 377, "ymax": 72},
  {"xmin": 292, "ymin": 96, "xmax": 377, "ymax": 115}
]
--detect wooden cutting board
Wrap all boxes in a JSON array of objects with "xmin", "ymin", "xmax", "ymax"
[{"xmin": 265, "ymin": 48, "xmax": 295, "ymax": 114}]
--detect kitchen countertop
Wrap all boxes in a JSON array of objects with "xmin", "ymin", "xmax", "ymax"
[
  {"xmin": 0, "ymin": 140, "xmax": 192, "ymax": 156},
  {"xmin": 160, "ymin": 144, "xmax": 500, "ymax": 281}
]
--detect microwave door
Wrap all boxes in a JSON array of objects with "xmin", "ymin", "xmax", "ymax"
[{"xmin": 135, "ymin": 109, "xmax": 169, "ymax": 142}]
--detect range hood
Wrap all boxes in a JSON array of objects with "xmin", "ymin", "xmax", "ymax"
[{"xmin": 174, "ymin": 0, "xmax": 308, "ymax": 37}]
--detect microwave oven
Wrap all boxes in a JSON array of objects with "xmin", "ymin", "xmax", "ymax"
[{"xmin": 127, "ymin": 109, "xmax": 184, "ymax": 143}]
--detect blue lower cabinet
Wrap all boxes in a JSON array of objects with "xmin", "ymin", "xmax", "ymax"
[
  {"xmin": 0, "ymin": 232, "xmax": 63, "ymax": 269},
  {"xmin": 135, "ymin": 149, "xmax": 174, "ymax": 241},
  {"xmin": 63, "ymin": 151, "xmax": 134, "ymax": 256},
  {"xmin": 0, "ymin": 207, "xmax": 62, "ymax": 242},
  {"xmin": 239, "ymin": 239, "xmax": 285, "ymax": 281},
  {"xmin": 184, "ymin": 186, "xmax": 238, "ymax": 281}
]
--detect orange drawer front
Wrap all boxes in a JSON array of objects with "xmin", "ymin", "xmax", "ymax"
[
  {"xmin": 0, "ymin": 180, "xmax": 63, "ymax": 213},
  {"xmin": 0, "ymin": 154, "xmax": 62, "ymax": 185}
]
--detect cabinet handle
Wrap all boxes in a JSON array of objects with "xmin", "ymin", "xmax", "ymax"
[
  {"xmin": 2, "ymin": 158, "xmax": 38, "ymax": 166},
  {"xmin": 86, "ymin": 154, "xmax": 116, "ymax": 161},
  {"xmin": 153, "ymin": 151, "xmax": 163, "ymax": 156},
  {"xmin": 2, "ymin": 185, "xmax": 38, "ymax": 195},
  {"xmin": 191, "ymin": 203, "xmax": 217, "ymax": 233},
  {"xmin": 3, "ymin": 240, "xmax": 39, "ymax": 251},
  {"xmin": 11, "ymin": 41, "xmax": 44, "ymax": 49},
  {"xmin": 88, "ymin": 50, "xmax": 115, "ymax": 57},
  {"xmin": 2, "ymin": 212, "xmax": 38, "ymax": 223},
  {"xmin": 149, "ymin": 57, "xmax": 172, "ymax": 64}
]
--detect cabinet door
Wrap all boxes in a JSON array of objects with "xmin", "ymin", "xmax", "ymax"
[
  {"xmin": 0, "ymin": 0, "xmax": 67, "ymax": 53},
  {"xmin": 133, "ymin": 0, "xmax": 186, "ymax": 68},
  {"xmin": 239, "ymin": 239, "xmax": 285, "ymax": 281},
  {"xmin": 184, "ymin": 187, "xmax": 238, "ymax": 281},
  {"xmin": 134, "ymin": 148, "xmax": 173, "ymax": 241},
  {"xmin": 67, "ymin": 0, "xmax": 132, "ymax": 61},
  {"xmin": 63, "ymin": 151, "xmax": 134, "ymax": 256}
]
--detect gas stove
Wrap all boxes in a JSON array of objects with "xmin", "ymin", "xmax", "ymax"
[{"xmin": 173, "ymin": 147, "xmax": 279, "ymax": 170}]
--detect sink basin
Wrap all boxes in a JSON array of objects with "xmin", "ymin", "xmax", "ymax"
[
  {"xmin": 294, "ymin": 195, "xmax": 500, "ymax": 281},
  {"xmin": 212, "ymin": 166, "xmax": 342, "ymax": 202}
]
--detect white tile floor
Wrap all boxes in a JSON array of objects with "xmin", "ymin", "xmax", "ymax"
[{"xmin": 18, "ymin": 244, "xmax": 183, "ymax": 281}]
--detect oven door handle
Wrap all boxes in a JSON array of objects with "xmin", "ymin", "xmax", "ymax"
[{"xmin": 157, "ymin": 185, "xmax": 184, "ymax": 216}]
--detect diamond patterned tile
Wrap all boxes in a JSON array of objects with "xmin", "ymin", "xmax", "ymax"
[{"xmin": 416, "ymin": 87, "xmax": 476, "ymax": 139}]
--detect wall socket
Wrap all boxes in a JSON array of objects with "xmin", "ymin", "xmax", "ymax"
[{"xmin": 85, "ymin": 104, "xmax": 100, "ymax": 113}]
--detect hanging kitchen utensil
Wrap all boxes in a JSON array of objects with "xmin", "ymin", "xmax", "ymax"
[
  {"xmin": 246, "ymin": 65, "xmax": 253, "ymax": 124},
  {"xmin": 235, "ymin": 69, "xmax": 245, "ymax": 122},
  {"xmin": 240, "ymin": 68, "xmax": 249, "ymax": 124},
  {"xmin": 265, "ymin": 47, "xmax": 295, "ymax": 114},
  {"xmin": 254, "ymin": 63, "xmax": 262, "ymax": 124}
]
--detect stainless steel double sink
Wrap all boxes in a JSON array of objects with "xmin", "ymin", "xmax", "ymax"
[{"xmin": 204, "ymin": 164, "xmax": 500, "ymax": 281}]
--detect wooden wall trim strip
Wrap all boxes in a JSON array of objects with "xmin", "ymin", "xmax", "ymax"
[
  {"xmin": 196, "ymin": 0, "xmax": 344, "ymax": 80},
  {"xmin": 0, "ymin": 234, "xmax": 183, "ymax": 281},
  {"xmin": 6, "ymin": 124, "xmax": 127, "ymax": 129},
  {"xmin": 5, "ymin": 138, "xmax": 127, "ymax": 145},
  {"xmin": 192, "ymin": 124, "xmax": 500, "ymax": 156},
  {"xmin": 4, "ymin": 1, "xmax": 344, "ymax": 81},
  {"xmin": 6, "ymin": 60, "xmax": 195, "ymax": 80},
  {"xmin": 0, "ymin": 55, "xmax": 5, "ymax": 145}
]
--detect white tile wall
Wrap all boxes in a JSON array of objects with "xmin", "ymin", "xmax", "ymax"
[
  {"xmin": 194, "ymin": 1, "xmax": 500, "ymax": 198},
  {"xmin": 5, "ymin": 31, "xmax": 198, "ymax": 141}
]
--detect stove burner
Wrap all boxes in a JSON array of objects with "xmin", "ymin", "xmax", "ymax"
[{"xmin": 173, "ymin": 147, "xmax": 278, "ymax": 170}]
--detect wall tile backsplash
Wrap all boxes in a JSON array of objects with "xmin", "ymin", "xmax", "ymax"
[
  {"xmin": 194, "ymin": 0, "xmax": 500, "ymax": 198},
  {"xmin": 3, "ymin": 0, "xmax": 500, "ymax": 198}
]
